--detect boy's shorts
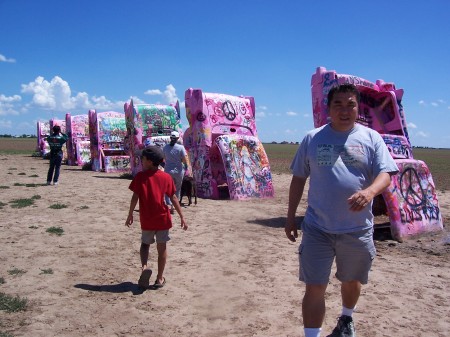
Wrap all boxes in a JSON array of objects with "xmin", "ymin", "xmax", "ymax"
[
  {"xmin": 298, "ymin": 221, "xmax": 376, "ymax": 285},
  {"xmin": 141, "ymin": 230, "xmax": 171, "ymax": 245}
]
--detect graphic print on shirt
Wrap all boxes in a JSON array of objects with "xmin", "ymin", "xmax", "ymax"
[{"xmin": 317, "ymin": 144, "xmax": 364, "ymax": 167}]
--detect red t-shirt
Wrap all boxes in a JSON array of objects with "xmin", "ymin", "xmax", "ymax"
[{"xmin": 129, "ymin": 169, "xmax": 176, "ymax": 230}]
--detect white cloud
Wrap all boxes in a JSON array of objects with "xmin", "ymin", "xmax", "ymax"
[
  {"xmin": 285, "ymin": 128, "xmax": 297, "ymax": 134},
  {"xmin": 129, "ymin": 96, "xmax": 146, "ymax": 105},
  {"xmin": 145, "ymin": 89, "xmax": 162, "ymax": 95},
  {"xmin": 286, "ymin": 111, "xmax": 298, "ymax": 116},
  {"xmin": 144, "ymin": 84, "xmax": 179, "ymax": 105},
  {"xmin": 256, "ymin": 105, "xmax": 267, "ymax": 118},
  {"xmin": 416, "ymin": 131, "xmax": 428, "ymax": 138},
  {"xmin": 71, "ymin": 92, "xmax": 90, "ymax": 108},
  {"xmin": 0, "ymin": 94, "xmax": 21, "ymax": 103},
  {"xmin": 257, "ymin": 109, "xmax": 266, "ymax": 118},
  {"xmin": 407, "ymin": 122, "xmax": 417, "ymax": 129},
  {"xmin": 0, "ymin": 94, "xmax": 21, "ymax": 116},
  {"xmin": 303, "ymin": 113, "xmax": 310, "ymax": 118},
  {"xmin": 0, "ymin": 119, "xmax": 13, "ymax": 128},
  {"xmin": 419, "ymin": 99, "xmax": 447, "ymax": 108},
  {"xmin": 21, "ymin": 76, "xmax": 73, "ymax": 110},
  {"xmin": 89, "ymin": 95, "xmax": 126, "ymax": 111},
  {"xmin": 0, "ymin": 54, "xmax": 16, "ymax": 63},
  {"xmin": 20, "ymin": 75, "xmax": 125, "ymax": 112},
  {"xmin": 163, "ymin": 84, "xmax": 178, "ymax": 104}
]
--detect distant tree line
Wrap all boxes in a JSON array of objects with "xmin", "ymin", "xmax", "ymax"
[
  {"xmin": 267, "ymin": 141, "xmax": 300, "ymax": 145},
  {"xmin": 0, "ymin": 134, "xmax": 37, "ymax": 138}
]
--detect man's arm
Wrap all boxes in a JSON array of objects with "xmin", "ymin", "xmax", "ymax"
[
  {"xmin": 348, "ymin": 172, "xmax": 392, "ymax": 211},
  {"xmin": 285, "ymin": 175, "xmax": 307, "ymax": 242}
]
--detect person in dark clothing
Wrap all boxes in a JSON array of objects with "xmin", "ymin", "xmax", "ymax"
[{"xmin": 46, "ymin": 125, "xmax": 68, "ymax": 185}]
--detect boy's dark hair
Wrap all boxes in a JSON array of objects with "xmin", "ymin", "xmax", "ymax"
[
  {"xmin": 327, "ymin": 84, "xmax": 361, "ymax": 106},
  {"xmin": 141, "ymin": 146, "xmax": 164, "ymax": 166},
  {"xmin": 52, "ymin": 125, "xmax": 61, "ymax": 134}
]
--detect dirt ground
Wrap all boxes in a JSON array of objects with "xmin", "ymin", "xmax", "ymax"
[{"xmin": 0, "ymin": 154, "xmax": 449, "ymax": 337}]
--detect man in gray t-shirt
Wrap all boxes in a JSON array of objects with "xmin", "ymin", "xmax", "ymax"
[
  {"xmin": 163, "ymin": 131, "xmax": 189, "ymax": 214},
  {"xmin": 285, "ymin": 84, "xmax": 398, "ymax": 337}
]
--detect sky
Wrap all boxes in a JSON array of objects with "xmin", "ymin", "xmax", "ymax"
[{"xmin": 1, "ymin": 0, "xmax": 449, "ymax": 148}]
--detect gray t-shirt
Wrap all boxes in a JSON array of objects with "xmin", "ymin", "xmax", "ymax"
[
  {"xmin": 163, "ymin": 143, "xmax": 187, "ymax": 175},
  {"xmin": 290, "ymin": 124, "xmax": 399, "ymax": 234}
]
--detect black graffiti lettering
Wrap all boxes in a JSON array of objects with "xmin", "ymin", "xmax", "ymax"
[
  {"xmin": 345, "ymin": 77, "xmax": 375, "ymax": 89},
  {"xmin": 323, "ymin": 73, "xmax": 337, "ymax": 87},
  {"xmin": 109, "ymin": 157, "xmax": 130, "ymax": 169},
  {"xmin": 391, "ymin": 145, "xmax": 410, "ymax": 158},
  {"xmin": 197, "ymin": 182, "xmax": 210, "ymax": 194},
  {"xmin": 422, "ymin": 205, "xmax": 440, "ymax": 221},
  {"xmin": 400, "ymin": 207, "xmax": 423, "ymax": 223}
]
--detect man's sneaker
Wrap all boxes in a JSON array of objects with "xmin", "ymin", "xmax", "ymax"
[
  {"xmin": 326, "ymin": 315, "xmax": 355, "ymax": 337},
  {"xmin": 53, "ymin": 182, "xmax": 58, "ymax": 186},
  {"xmin": 46, "ymin": 181, "xmax": 51, "ymax": 185}
]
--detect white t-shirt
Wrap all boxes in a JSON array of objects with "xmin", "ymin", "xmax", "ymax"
[
  {"xmin": 163, "ymin": 143, "xmax": 187, "ymax": 175},
  {"xmin": 290, "ymin": 124, "xmax": 399, "ymax": 233}
]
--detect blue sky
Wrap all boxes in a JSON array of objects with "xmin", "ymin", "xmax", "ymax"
[{"xmin": 1, "ymin": 0, "xmax": 449, "ymax": 148}]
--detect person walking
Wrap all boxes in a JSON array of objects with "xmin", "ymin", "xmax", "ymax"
[
  {"xmin": 163, "ymin": 131, "xmax": 189, "ymax": 214},
  {"xmin": 285, "ymin": 84, "xmax": 398, "ymax": 337},
  {"xmin": 125, "ymin": 146, "xmax": 188, "ymax": 289}
]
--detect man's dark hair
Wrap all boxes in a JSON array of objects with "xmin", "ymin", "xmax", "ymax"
[
  {"xmin": 52, "ymin": 125, "xmax": 61, "ymax": 134},
  {"xmin": 327, "ymin": 84, "xmax": 361, "ymax": 107}
]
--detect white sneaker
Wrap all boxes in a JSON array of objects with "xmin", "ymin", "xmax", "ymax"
[{"xmin": 53, "ymin": 182, "xmax": 58, "ymax": 186}]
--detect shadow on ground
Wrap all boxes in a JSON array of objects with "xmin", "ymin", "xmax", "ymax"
[
  {"xmin": 247, "ymin": 216, "xmax": 304, "ymax": 229},
  {"xmin": 248, "ymin": 216, "xmax": 395, "ymax": 242},
  {"xmin": 74, "ymin": 282, "xmax": 145, "ymax": 295}
]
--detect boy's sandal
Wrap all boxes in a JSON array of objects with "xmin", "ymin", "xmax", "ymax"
[
  {"xmin": 153, "ymin": 277, "xmax": 166, "ymax": 289},
  {"xmin": 138, "ymin": 269, "xmax": 152, "ymax": 289}
]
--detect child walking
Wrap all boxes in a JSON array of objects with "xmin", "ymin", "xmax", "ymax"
[{"xmin": 125, "ymin": 146, "xmax": 188, "ymax": 289}]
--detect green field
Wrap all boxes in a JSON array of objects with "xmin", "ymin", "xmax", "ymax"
[
  {"xmin": 264, "ymin": 144, "xmax": 450, "ymax": 192},
  {"xmin": 0, "ymin": 138, "xmax": 37, "ymax": 154},
  {"xmin": 1, "ymin": 137, "xmax": 448, "ymax": 191}
]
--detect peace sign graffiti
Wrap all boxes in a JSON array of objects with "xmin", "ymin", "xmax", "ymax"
[
  {"xmin": 197, "ymin": 112, "xmax": 206, "ymax": 122},
  {"xmin": 222, "ymin": 100, "xmax": 237, "ymax": 121},
  {"xmin": 399, "ymin": 167, "xmax": 425, "ymax": 208}
]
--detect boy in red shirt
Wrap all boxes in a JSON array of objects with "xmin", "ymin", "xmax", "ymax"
[{"xmin": 125, "ymin": 146, "xmax": 188, "ymax": 289}]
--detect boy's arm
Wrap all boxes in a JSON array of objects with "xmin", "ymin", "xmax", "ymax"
[
  {"xmin": 169, "ymin": 194, "xmax": 188, "ymax": 230},
  {"xmin": 125, "ymin": 192, "xmax": 139, "ymax": 227}
]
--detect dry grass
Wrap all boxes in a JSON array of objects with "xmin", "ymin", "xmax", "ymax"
[
  {"xmin": 0, "ymin": 138, "xmax": 37, "ymax": 154},
  {"xmin": 0, "ymin": 138, "xmax": 448, "ymax": 191},
  {"xmin": 264, "ymin": 143, "xmax": 450, "ymax": 192}
]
